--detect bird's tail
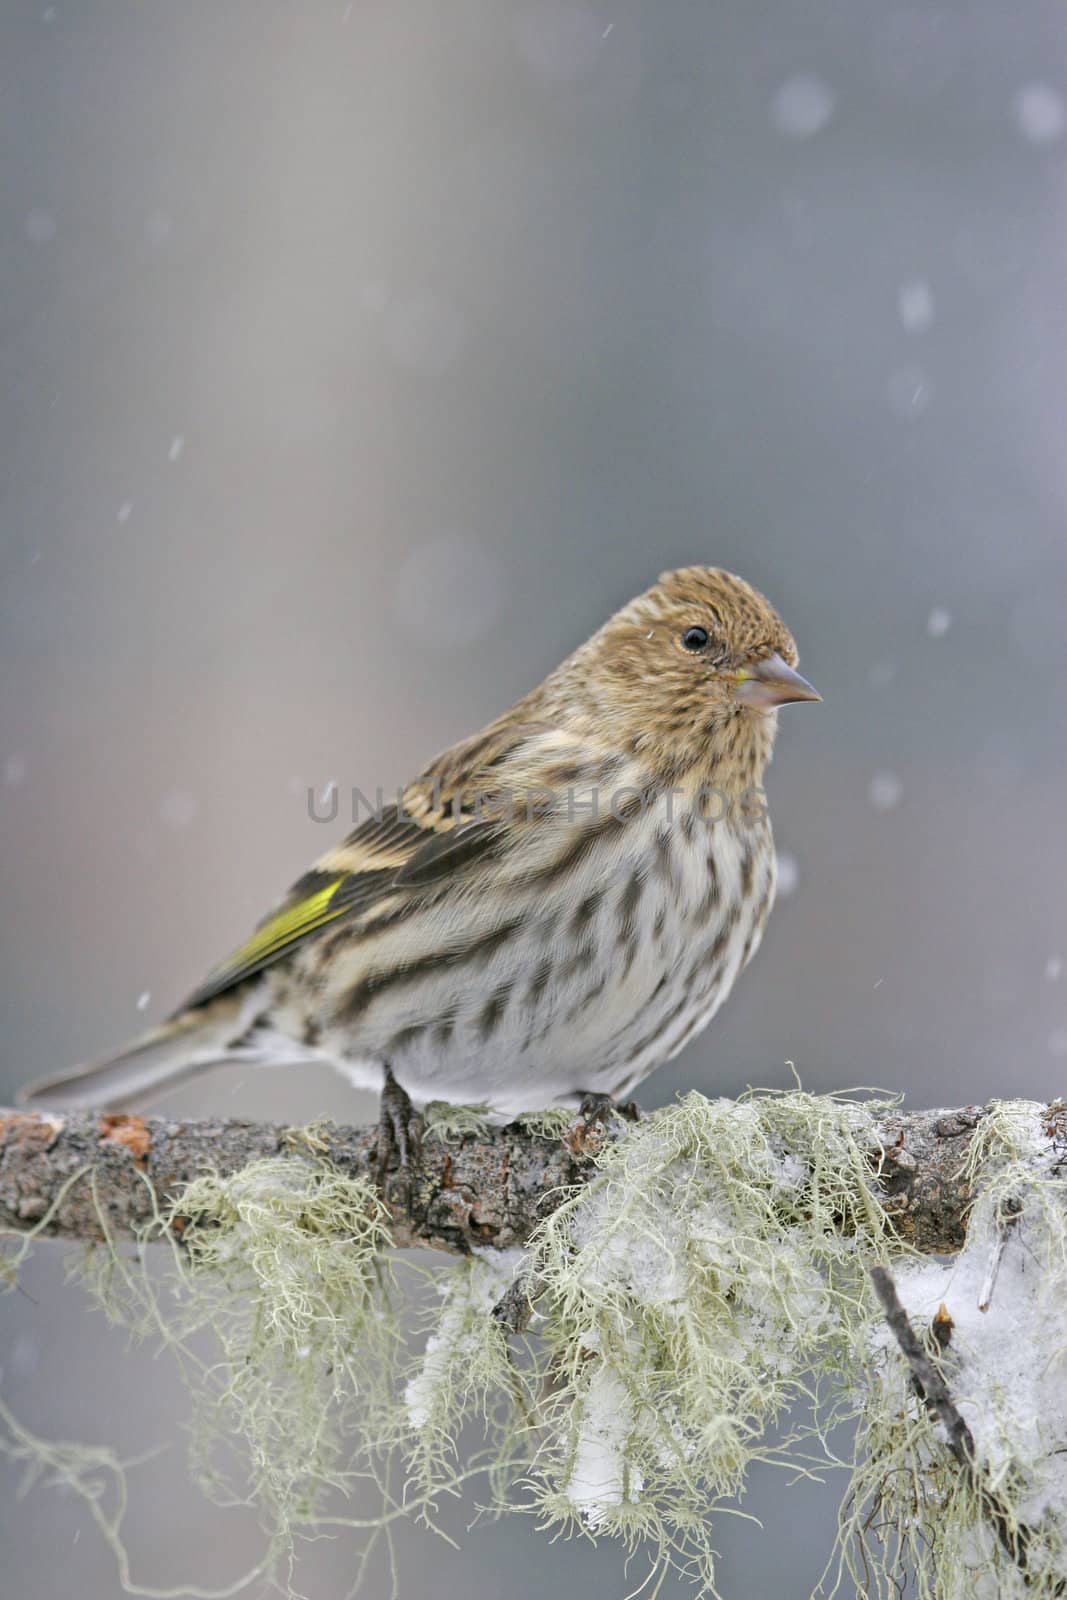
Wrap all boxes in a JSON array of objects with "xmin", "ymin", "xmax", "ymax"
[{"xmin": 18, "ymin": 994, "xmax": 254, "ymax": 1112}]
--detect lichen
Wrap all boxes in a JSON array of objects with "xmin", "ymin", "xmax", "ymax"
[
  {"xmin": 0, "ymin": 1392, "xmax": 266, "ymax": 1600},
  {"xmin": 401, "ymin": 1245, "xmax": 530, "ymax": 1515},
  {"xmin": 422, "ymin": 1100, "xmax": 492, "ymax": 1143},
  {"xmin": 0, "ymin": 1160, "xmax": 92, "ymax": 1287},
  {"xmin": 514, "ymin": 1106, "xmax": 574, "ymax": 1139},
  {"xmin": 521, "ymin": 1088, "xmax": 900, "ymax": 1593},
  {"xmin": 73, "ymin": 1155, "xmax": 400, "ymax": 1589}
]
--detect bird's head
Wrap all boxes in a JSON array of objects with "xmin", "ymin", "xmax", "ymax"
[{"xmin": 560, "ymin": 566, "xmax": 819, "ymax": 784}]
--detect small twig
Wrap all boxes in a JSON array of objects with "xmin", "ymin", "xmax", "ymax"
[
  {"xmin": 870, "ymin": 1264, "xmax": 1055, "ymax": 1588},
  {"xmin": 978, "ymin": 1194, "xmax": 1023, "ymax": 1313},
  {"xmin": 870, "ymin": 1266, "xmax": 977, "ymax": 1464}
]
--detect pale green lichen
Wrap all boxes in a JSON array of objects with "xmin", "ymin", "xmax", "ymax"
[
  {"xmin": 0, "ymin": 1392, "xmax": 267, "ymax": 1600},
  {"xmin": 421, "ymin": 1100, "xmax": 492, "ymax": 1143},
  {"xmin": 279, "ymin": 1118, "xmax": 336, "ymax": 1156},
  {"xmin": 519, "ymin": 1088, "xmax": 901, "ymax": 1594},
  {"xmin": 400, "ymin": 1246, "xmax": 531, "ymax": 1516},
  {"xmin": 514, "ymin": 1106, "xmax": 574, "ymax": 1139},
  {"xmin": 0, "ymin": 1159, "xmax": 92, "ymax": 1288},
  {"xmin": 423, "ymin": 1101, "xmax": 572, "ymax": 1142},
  {"xmin": 73, "ymin": 1156, "xmax": 400, "ymax": 1589}
]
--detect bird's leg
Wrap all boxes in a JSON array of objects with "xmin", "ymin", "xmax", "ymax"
[
  {"xmin": 377, "ymin": 1064, "xmax": 423, "ymax": 1204},
  {"xmin": 575, "ymin": 1091, "xmax": 643, "ymax": 1125}
]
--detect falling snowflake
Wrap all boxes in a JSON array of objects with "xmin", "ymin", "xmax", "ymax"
[
  {"xmin": 886, "ymin": 367, "xmax": 932, "ymax": 419},
  {"xmin": 136, "ymin": 991, "xmax": 152, "ymax": 1011},
  {"xmin": 1046, "ymin": 957, "xmax": 1063, "ymax": 983},
  {"xmin": 868, "ymin": 772, "xmax": 902, "ymax": 812},
  {"xmin": 775, "ymin": 851, "xmax": 799, "ymax": 898},
  {"xmin": 926, "ymin": 606, "xmax": 952, "ymax": 638},
  {"xmin": 1048, "ymin": 1030, "xmax": 1067, "ymax": 1059},
  {"xmin": 898, "ymin": 279, "xmax": 935, "ymax": 333},
  {"xmin": 168, "ymin": 435, "xmax": 185, "ymax": 462},
  {"xmin": 1015, "ymin": 84, "xmax": 1065, "ymax": 145},
  {"xmin": 770, "ymin": 75, "xmax": 835, "ymax": 139},
  {"xmin": 117, "ymin": 501, "xmax": 133, "ymax": 524}
]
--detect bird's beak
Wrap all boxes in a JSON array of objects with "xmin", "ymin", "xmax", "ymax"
[{"xmin": 735, "ymin": 652, "xmax": 821, "ymax": 710}]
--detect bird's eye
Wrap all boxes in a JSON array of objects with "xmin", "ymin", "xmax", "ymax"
[{"xmin": 681, "ymin": 626, "xmax": 709, "ymax": 652}]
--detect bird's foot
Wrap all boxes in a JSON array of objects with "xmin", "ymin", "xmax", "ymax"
[
  {"xmin": 377, "ymin": 1065, "xmax": 423, "ymax": 1208},
  {"xmin": 564, "ymin": 1091, "xmax": 642, "ymax": 1158},
  {"xmin": 576, "ymin": 1091, "xmax": 643, "ymax": 1126}
]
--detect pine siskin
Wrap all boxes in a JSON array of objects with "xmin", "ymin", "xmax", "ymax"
[{"xmin": 23, "ymin": 567, "xmax": 818, "ymax": 1122}]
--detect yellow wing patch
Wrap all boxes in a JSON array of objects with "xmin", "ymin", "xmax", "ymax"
[
  {"xmin": 223, "ymin": 874, "xmax": 348, "ymax": 973},
  {"xmin": 176, "ymin": 872, "xmax": 355, "ymax": 1012}
]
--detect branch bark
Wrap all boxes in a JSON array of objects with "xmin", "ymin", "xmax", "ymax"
[{"xmin": 0, "ymin": 1100, "xmax": 1063, "ymax": 1256}]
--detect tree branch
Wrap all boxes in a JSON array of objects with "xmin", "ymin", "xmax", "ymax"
[{"xmin": 0, "ymin": 1099, "xmax": 1063, "ymax": 1256}]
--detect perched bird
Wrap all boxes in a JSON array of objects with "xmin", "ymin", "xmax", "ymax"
[{"xmin": 22, "ymin": 567, "xmax": 818, "ymax": 1133}]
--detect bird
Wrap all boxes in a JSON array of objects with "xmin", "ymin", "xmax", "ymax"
[{"xmin": 21, "ymin": 566, "xmax": 819, "ymax": 1142}]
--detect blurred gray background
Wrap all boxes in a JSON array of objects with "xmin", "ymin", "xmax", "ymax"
[{"xmin": 2, "ymin": 0, "xmax": 1067, "ymax": 1594}]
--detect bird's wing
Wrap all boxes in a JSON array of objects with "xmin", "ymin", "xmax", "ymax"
[{"xmin": 173, "ymin": 715, "xmax": 551, "ymax": 1013}]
